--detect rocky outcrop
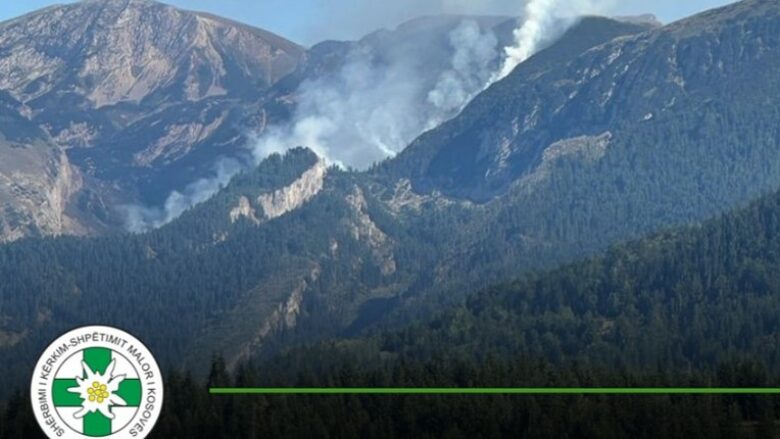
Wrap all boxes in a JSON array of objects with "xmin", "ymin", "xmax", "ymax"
[
  {"xmin": 258, "ymin": 160, "xmax": 327, "ymax": 220},
  {"xmin": 346, "ymin": 186, "xmax": 396, "ymax": 276},
  {"xmin": 518, "ymin": 132, "xmax": 612, "ymax": 191},
  {"xmin": 0, "ymin": 0, "xmax": 303, "ymax": 106},
  {"xmin": 134, "ymin": 117, "xmax": 225, "ymax": 166},
  {"xmin": 229, "ymin": 196, "xmax": 260, "ymax": 224},
  {"xmin": 542, "ymin": 132, "xmax": 611, "ymax": 163},
  {"xmin": 229, "ymin": 159, "xmax": 327, "ymax": 225},
  {"xmin": 388, "ymin": 178, "xmax": 459, "ymax": 214},
  {"xmin": 227, "ymin": 265, "xmax": 321, "ymax": 369},
  {"xmin": 0, "ymin": 141, "xmax": 85, "ymax": 242}
]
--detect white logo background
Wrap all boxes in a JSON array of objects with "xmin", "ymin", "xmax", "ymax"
[{"xmin": 30, "ymin": 325, "xmax": 164, "ymax": 439}]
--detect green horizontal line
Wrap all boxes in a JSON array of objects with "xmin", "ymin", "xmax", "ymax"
[{"xmin": 210, "ymin": 387, "xmax": 780, "ymax": 395}]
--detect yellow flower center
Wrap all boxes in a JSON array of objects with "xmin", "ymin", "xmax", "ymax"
[{"xmin": 87, "ymin": 381, "xmax": 111, "ymax": 404}]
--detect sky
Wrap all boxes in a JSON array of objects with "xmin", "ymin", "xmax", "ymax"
[{"xmin": 0, "ymin": 0, "xmax": 737, "ymax": 46}]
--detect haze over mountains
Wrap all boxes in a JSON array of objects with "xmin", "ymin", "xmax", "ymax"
[
  {"xmin": 0, "ymin": 0, "xmax": 663, "ymax": 241},
  {"xmin": 0, "ymin": 0, "xmax": 530, "ymax": 241},
  {"xmin": 2, "ymin": 0, "xmax": 780, "ymax": 399}
]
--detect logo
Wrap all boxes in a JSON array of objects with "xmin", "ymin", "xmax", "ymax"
[{"xmin": 31, "ymin": 326, "xmax": 164, "ymax": 439}]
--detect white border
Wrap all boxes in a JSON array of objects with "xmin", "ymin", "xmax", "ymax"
[{"xmin": 30, "ymin": 325, "xmax": 164, "ymax": 439}]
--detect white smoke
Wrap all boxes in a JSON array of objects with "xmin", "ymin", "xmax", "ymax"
[
  {"xmin": 122, "ymin": 19, "xmax": 500, "ymax": 231},
  {"xmin": 252, "ymin": 47, "xmax": 423, "ymax": 168},
  {"xmin": 252, "ymin": 20, "xmax": 499, "ymax": 168},
  {"xmin": 120, "ymin": 0, "xmax": 627, "ymax": 232},
  {"xmin": 427, "ymin": 20, "xmax": 498, "ymax": 127},
  {"xmin": 120, "ymin": 157, "xmax": 244, "ymax": 232},
  {"xmin": 493, "ymin": 0, "xmax": 616, "ymax": 81}
]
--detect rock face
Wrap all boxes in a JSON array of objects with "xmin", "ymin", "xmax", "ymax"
[
  {"xmin": 0, "ymin": 139, "xmax": 85, "ymax": 241},
  {"xmin": 258, "ymin": 160, "xmax": 327, "ymax": 220},
  {"xmin": 518, "ymin": 132, "xmax": 612, "ymax": 190},
  {"xmin": 229, "ymin": 159, "xmax": 327, "ymax": 224},
  {"xmin": 0, "ymin": 0, "xmax": 301, "ymax": 106},
  {"xmin": 0, "ymin": 0, "xmax": 304, "ymax": 241},
  {"xmin": 229, "ymin": 196, "xmax": 260, "ymax": 224},
  {"xmin": 345, "ymin": 186, "xmax": 396, "ymax": 276}
]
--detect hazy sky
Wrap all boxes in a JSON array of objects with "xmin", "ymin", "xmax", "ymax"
[{"xmin": 0, "ymin": 0, "xmax": 738, "ymax": 45}]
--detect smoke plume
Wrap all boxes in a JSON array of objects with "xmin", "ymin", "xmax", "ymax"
[
  {"xmin": 427, "ymin": 20, "xmax": 498, "ymax": 126},
  {"xmin": 494, "ymin": 0, "xmax": 615, "ymax": 81},
  {"xmin": 121, "ymin": 0, "xmax": 625, "ymax": 232},
  {"xmin": 252, "ymin": 19, "xmax": 499, "ymax": 168},
  {"xmin": 123, "ymin": 19, "xmax": 500, "ymax": 231},
  {"xmin": 120, "ymin": 158, "xmax": 244, "ymax": 232}
]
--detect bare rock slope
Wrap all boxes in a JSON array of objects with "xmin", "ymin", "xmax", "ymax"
[{"xmin": 0, "ymin": 0, "xmax": 304, "ymax": 241}]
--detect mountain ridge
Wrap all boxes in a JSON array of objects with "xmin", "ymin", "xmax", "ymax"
[
  {"xmin": 0, "ymin": 1, "xmax": 527, "ymax": 243},
  {"xmin": 387, "ymin": 0, "xmax": 780, "ymax": 205}
]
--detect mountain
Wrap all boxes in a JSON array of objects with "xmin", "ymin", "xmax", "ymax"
[
  {"xmin": 4, "ymin": 2, "xmax": 780, "ymax": 435},
  {"xmin": 0, "ymin": 0, "xmax": 302, "ymax": 106},
  {"xmin": 3, "ymin": 0, "xmax": 780, "ymax": 400},
  {"xmin": 0, "ymin": 2, "xmax": 533, "ymax": 243},
  {"xmin": 0, "ymin": 0, "xmax": 304, "ymax": 241},
  {"xmin": 124, "ymin": 180, "xmax": 780, "ymax": 439},
  {"xmin": 0, "ymin": 13, "xmax": 666, "ymax": 390},
  {"xmin": 294, "ymin": 183, "xmax": 780, "ymax": 376},
  {"xmin": 377, "ymin": 0, "xmax": 780, "ymax": 301},
  {"xmin": 390, "ymin": 0, "xmax": 780, "ymax": 202}
]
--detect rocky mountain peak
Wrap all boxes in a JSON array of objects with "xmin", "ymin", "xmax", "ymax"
[
  {"xmin": 0, "ymin": 0, "xmax": 307, "ymax": 243},
  {"xmin": 0, "ymin": 0, "xmax": 304, "ymax": 107}
]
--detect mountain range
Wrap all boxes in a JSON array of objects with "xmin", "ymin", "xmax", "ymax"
[
  {"xmin": 0, "ymin": 0, "xmax": 527, "ymax": 242},
  {"xmin": 1, "ymin": 0, "xmax": 780, "ymax": 404}
]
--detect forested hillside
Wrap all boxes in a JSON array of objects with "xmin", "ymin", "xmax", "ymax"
[
  {"xmin": 5, "ymin": 0, "xmax": 780, "ymax": 397},
  {"xmin": 0, "ymin": 149, "xmax": 340, "ymax": 384},
  {"xmin": 381, "ymin": 0, "xmax": 780, "ymax": 298},
  {"xmin": 9, "ymin": 145, "xmax": 780, "ymax": 437},
  {"xmin": 4, "ymin": 5, "xmax": 780, "ymax": 436},
  {"xmin": 115, "ymin": 171, "xmax": 780, "ymax": 438},
  {"xmin": 4, "ymin": 356, "xmax": 778, "ymax": 439},
  {"xmin": 266, "ymin": 182, "xmax": 780, "ymax": 379}
]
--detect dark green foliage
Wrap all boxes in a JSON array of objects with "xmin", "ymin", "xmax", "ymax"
[
  {"xmin": 378, "ymin": 1, "xmax": 780, "ymax": 315},
  {"xmin": 354, "ymin": 189, "xmax": 780, "ymax": 375},
  {"xmin": 5, "ymin": 5, "xmax": 780, "ymax": 437},
  {"xmin": 0, "ymin": 147, "xmax": 340, "ymax": 388},
  {"xmin": 2, "ymin": 356, "xmax": 778, "ymax": 439},
  {"xmin": 6, "ymin": 4, "xmax": 780, "ymax": 390},
  {"xmin": 7, "ymin": 170, "xmax": 780, "ymax": 437}
]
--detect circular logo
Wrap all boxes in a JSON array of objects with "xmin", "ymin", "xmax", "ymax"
[{"xmin": 30, "ymin": 326, "xmax": 164, "ymax": 439}]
